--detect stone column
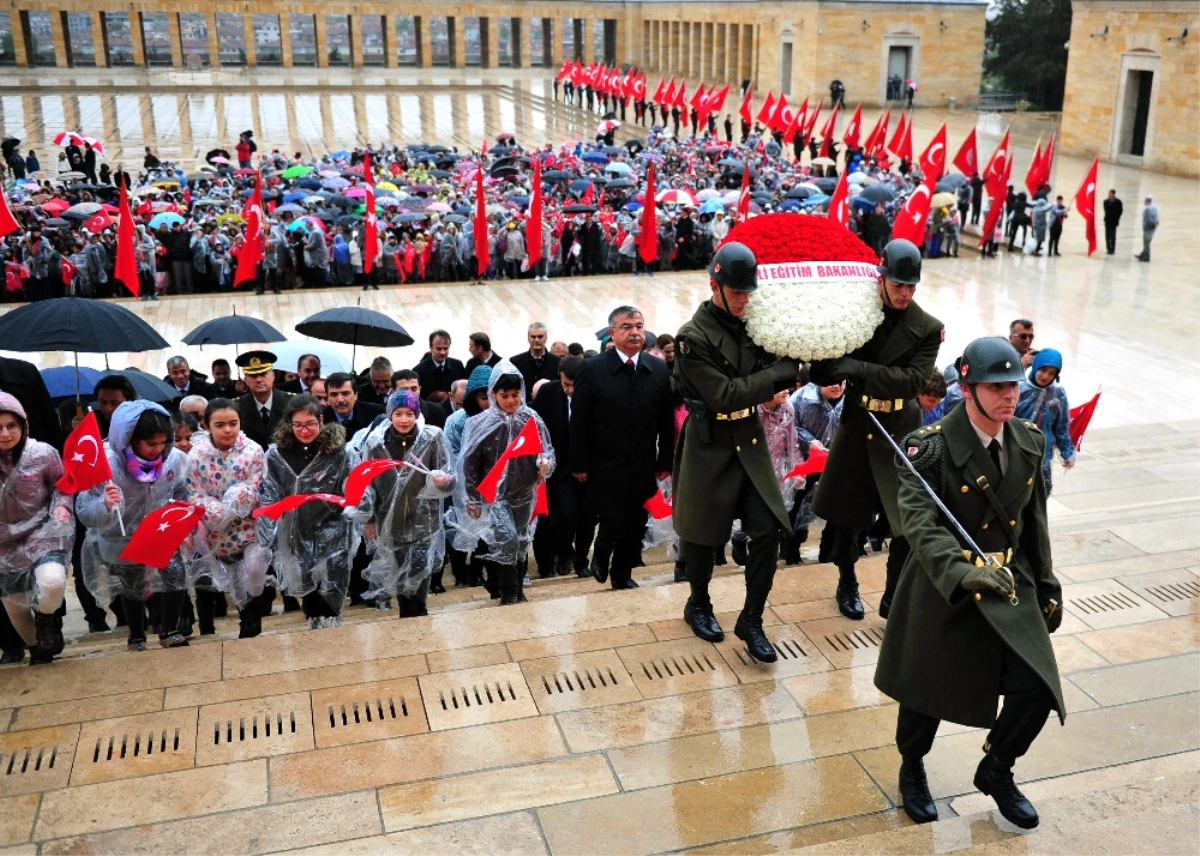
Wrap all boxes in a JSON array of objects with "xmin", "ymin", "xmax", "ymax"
[
  {"xmin": 550, "ymin": 18, "xmax": 563, "ymax": 67},
  {"xmin": 166, "ymin": 12, "xmax": 183, "ymax": 68},
  {"xmin": 715, "ymin": 24, "xmax": 726, "ymax": 82},
  {"xmin": 320, "ymin": 94, "xmax": 335, "ymax": 142},
  {"xmin": 279, "ymin": 14, "xmax": 293, "ymax": 68},
  {"xmin": 517, "ymin": 18, "xmax": 532, "ymax": 68},
  {"xmin": 49, "ymin": 11, "xmax": 69, "ymax": 67},
  {"xmin": 482, "ymin": 17, "xmax": 498, "ymax": 68},
  {"xmin": 745, "ymin": 26, "xmax": 756, "ymax": 90},
  {"xmin": 128, "ymin": 12, "xmax": 146, "ymax": 67},
  {"xmin": 381, "ymin": 15, "xmax": 397, "ymax": 68},
  {"xmin": 175, "ymin": 94, "xmax": 190, "ymax": 155},
  {"xmin": 206, "ymin": 12, "xmax": 221, "ymax": 68},
  {"xmin": 10, "ymin": 12, "xmax": 28, "ymax": 66},
  {"xmin": 242, "ymin": 14, "xmax": 257, "ymax": 67},
  {"xmin": 91, "ymin": 12, "xmax": 108, "ymax": 67},
  {"xmin": 348, "ymin": 15, "xmax": 362, "ymax": 68},
  {"xmin": 314, "ymin": 13, "xmax": 329, "ymax": 68},
  {"xmin": 702, "ymin": 23, "xmax": 714, "ymax": 80},
  {"xmin": 450, "ymin": 17, "xmax": 465, "ymax": 67},
  {"xmin": 416, "ymin": 16, "xmax": 432, "ymax": 68},
  {"xmin": 100, "ymin": 95, "xmax": 118, "ymax": 148}
]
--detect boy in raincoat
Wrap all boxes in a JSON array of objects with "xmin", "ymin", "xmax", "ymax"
[{"xmin": 1016, "ymin": 349, "xmax": 1076, "ymax": 493}]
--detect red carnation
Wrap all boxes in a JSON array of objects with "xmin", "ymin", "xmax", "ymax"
[{"xmin": 721, "ymin": 213, "xmax": 878, "ymax": 267}]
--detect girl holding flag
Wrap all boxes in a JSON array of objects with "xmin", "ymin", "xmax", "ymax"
[
  {"xmin": 349, "ymin": 391, "xmax": 454, "ymax": 619},
  {"xmin": 185, "ymin": 398, "xmax": 270, "ymax": 638},
  {"xmin": 0, "ymin": 392, "xmax": 72, "ymax": 665},
  {"xmin": 452, "ymin": 361, "xmax": 555, "ymax": 605},
  {"xmin": 76, "ymin": 400, "xmax": 190, "ymax": 651},
  {"xmin": 256, "ymin": 395, "xmax": 357, "ymax": 629}
]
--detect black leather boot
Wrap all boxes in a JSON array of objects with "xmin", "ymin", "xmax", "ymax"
[
  {"xmin": 898, "ymin": 757, "xmax": 938, "ymax": 823},
  {"xmin": 974, "ymin": 752, "xmax": 1039, "ymax": 829},
  {"xmin": 836, "ymin": 567, "xmax": 865, "ymax": 620},
  {"xmin": 499, "ymin": 565, "xmax": 519, "ymax": 605},
  {"xmin": 684, "ymin": 599, "xmax": 724, "ymax": 642},
  {"xmin": 733, "ymin": 611, "xmax": 777, "ymax": 663},
  {"xmin": 730, "ymin": 534, "xmax": 748, "ymax": 567},
  {"xmin": 31, "ymin": 612, "xmax": 61, "ymax": 665},
  {"xmin": 429, "ymin": 570, "xmax": 446, "ymax": 594}
]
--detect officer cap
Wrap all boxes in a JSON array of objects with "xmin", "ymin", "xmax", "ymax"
[
  {"xmin": 877, "ymin": 238, "xmax": 922, "ymax": 285},
  {"xmin": 236, "ymin": 350, "xmax": 278, "ymax": 376},
  {"xmin": 954, "ymin": 337, "xmax": 1025, "ymax": 385},
  {"xmin": 709, "ymin": 241, "xmax": 758, "ymax": 292}
]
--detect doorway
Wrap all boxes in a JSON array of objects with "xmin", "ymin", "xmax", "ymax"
[
  {"xmin": 1121, "ymin": 69, "xmax": 1153, "ymax": 156},
  {"xmin": 780, "ymin": 41, "xmax": 792, "ymax": 94},
  {"xmin": 887, "ymin": 46, "xmax": 910, "ymax": 99}
]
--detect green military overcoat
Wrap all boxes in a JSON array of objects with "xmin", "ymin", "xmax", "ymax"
[
  {"xmin": 874, "ymin": 404, "xmax": 1066, "ymax": 728},
  {"xmin": 672, "ymin": 302, "xmax": 792, "ymax": 546},
  {"xmin": 811, "ymin": 299, "xmax": 943, "ymax": 532}
]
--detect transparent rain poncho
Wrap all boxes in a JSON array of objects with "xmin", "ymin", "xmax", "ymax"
[
  {"xmin": 448, "ymin": 361, "xmax": 555, "ymax": 567},
  {"xmin": 75, "ymin": 400, "xmax": 191, "ymax": 601},
  {"xmin": 256, "ymin": 423, "xmax": 359, "ymax": 611},
  {"xmin": 759, "ymin": 400, "xmax": 803, "ymax": 511},
  {"xmin": 184, "ymin": 431, "xmax": 273, "ymax": 608},
  {"xmin": 345, "ymin": 420, "xmax": 454, "ymax": 600},
  {"xmin": 0, "ymin": 437, "xmax": 74, "ymax": 601}
]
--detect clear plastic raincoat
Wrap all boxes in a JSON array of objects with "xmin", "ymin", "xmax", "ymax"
[
  {"xmin": 449, "ymin": 361, "xmax": 555, "ymax": 566},
  {"xmin": 347, "ymin": 421, "xmax": 454, "ymax": 600},
  {"xmin": 256, "ymin": 423, "xmax": 358, "ymax": 611},
  {"xmin": 75, "ymin": 400, "xmax": 190, "ymax": 601}
]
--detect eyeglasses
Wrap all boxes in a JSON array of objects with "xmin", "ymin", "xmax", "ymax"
[
  {"xmin": 1014, "ymin": 333, "xmax": 1035, "ymax": 341},
  {"xmin": 290, "ymin": 421, "xmax": 320, "ymax": 431}
]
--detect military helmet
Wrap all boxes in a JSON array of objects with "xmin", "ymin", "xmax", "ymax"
[
  {"xmin": 954, "ymin": 337, "xmax": 1026, "ymax": 385},
  {"xmin": 877, "ymin": 238, "xmax": 922, "ymax": 285},
  {"xmin": 709, "ymin": 241, "xmax": 758, "ymax": 292}
]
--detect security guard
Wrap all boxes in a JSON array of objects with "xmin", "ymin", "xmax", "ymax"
[
  {"xmin": 810, "ymin": 238, "xmax": 943, "ymax": 619},
  {"xmin": 673, "ymin": 241, "xmax": 802, "ymax": 661},
  {"xmin": 875, "ymin": 337, "xmax": 1064, "ymax": 830}
]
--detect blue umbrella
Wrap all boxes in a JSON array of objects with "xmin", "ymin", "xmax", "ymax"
[
  {"xmin": 295, "ymin": 178, "xmax": 321, "ymax": 190},
  {"xmin": 581, "ymin": 152, "xmax": 609, "ymax": 165},
  {"xmin": 623, "ymin": 202, "xmax": 643, "ymax": 212},
  {"xmin": 801, "ymin": 194, "xmax": 831, "ymax": 208},
  {"xmin": 568, "ymin": 179, "xmax": 593, "ymax": 195},
  {"xmin": 100, "ymin": 368, "xmax": 177, "ymax": 404},
  {"xmin": 851, "ymin": 196, "xmax": 877, "ymax": 212},
  {"xmin": 329, "ymin": 150, "xmax": 350, "ymax": 161},
  {"xmin": 780, "ymin": 200, "xmax": 802, "ymax": 212},
  {"xmin": 395, "ymin": 212, "xmax": 428, "ymax": 223},
  {"xmin": 283, "ymin": 191, "xmax": 309, "ymax": 203},
  {"xmin": 604, "ymin": 162, "xmax": 633, "ymax": 176},
  {"xmin": 40, "ymin": 366, "xmax": 103, "ymax": 399},
  {"xmin": 149, "ymin": 212, "xmax": 185, "ymax": 229},
  {"xmin": 699, "ymin": 199, "xmax": 725, "ymax": 215},
  {"xmin": 322, "ymin": 177, "xmax": 350, "ymax": 191}
]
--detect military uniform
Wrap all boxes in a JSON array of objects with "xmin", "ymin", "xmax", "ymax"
[{"xmin": 875, "ymin": 363, "xmax": 1064, "ymax": 829}]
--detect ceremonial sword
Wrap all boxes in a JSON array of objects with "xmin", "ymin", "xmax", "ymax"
[{"xmin": 866, "ymin": 411, "xmax": 1021, "ymax": 606}]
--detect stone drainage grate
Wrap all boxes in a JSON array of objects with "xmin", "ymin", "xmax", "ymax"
[
  {"xmin": 418, "ymin": 664, "xmax": 540, "ymax": 731},
  {"xmin": 196, "ymin": 693, "xmax": 315, "ymax": 764},
  {"xmin": 519, "ymin": 651, "xmax": 644, "ymax": 714},
  {"xmin": 637, "ymin": 653, "xmax": 719, "ymax": 681},
  {"xmin": 213, "ymin": 712, "xmax": 297, "ymax": 745},
  {"xmin": 72, "ymin": 712, "xmax": 197, "ymax": 785},
  {"xmin": 4, "ymin": 744, "xmax": 59, "ymax": 776},
  {"xmin": 326, "ymin": 697, "xmax": 409, "ymax": 728},
  {"xmin": 92, "ymin": 727, "xmax": 182, "ymax": 761},
  {"xmin": 0, "ymin": 724, "xmax": 76, "ymax": 797},
  {"xmin": 1072, "ymin": 591, "xmax": 1143, "ymax": 614},
  {"xmin": 732, "ymin": 636, "xmax": 809, "ymax": 666},
  {"xmin": 1143, "ymin": 581, "xmax": 1200, "ymax": 604},
  {"xmin": 824, "ymin": 627, "xmax": 886, "ymax": 652},
  {"xmin": 617, "ymin": 639, "xmax": 739, "ymax": 698},
  {"xmin": 540, "ymin": 666, "xmax": 625, "ymax": 695},
  {"xmin": 311, "ymin": 680, "xmax": 428, "ymax": 747}
]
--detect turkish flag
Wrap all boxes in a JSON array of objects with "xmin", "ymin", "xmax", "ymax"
[
  {"xmin": 60, "ymin": 256, "xmax": 77, "ymax": 285},
  {"xmin": 1068, "ymin": 390, "xmax": 1101, "ymax": 449},
  {"xmin": 818, "ymin": 103, "xmax": 840, "ymax": 157},
  {"xmin": 84, "ymin": 211, "xmax": 113, "ymax": 234},
  {"xmin": 527, "ymin": 159, "xmax": 543, "ymax": 266},
  {"xmin": 0, "ymin": 188, "xmax": 19, "ymax": 238},
  {"xmin": 119, "ymin": 501, "xmax": 205, "ymax": 569},
  {"xmin": 363, "ymin": 152, "xmax": 377, "ymax": 275},
  {"xmin": 737, "ymin": 163, "xmax": 752, "ymax": 223},
  {"xmin": 662, "ymin": 78, "xmax": 676, "ymax": 109},
  {"xmin": 842, "ymin": 104, "xmax": 863, "ymax": 150},
  {"xmin": 477, "ymin": 417, "xmax": 544, "ymax": 503},
  {"xmin": 1073, "ymin": 155, "xmax": 1099, "ymax": 256},
  {"xmin": 473, "ymin": 169, "xmax": 489, "ymax": 277},
  {"xmin": 981, "ymin": 152, "xmax": 1012, "ymax": 244},
  {"xmin": 579, "ymin": 181, "xmax": 595, "ymax": 205},
  {"xmin": 919, "ymin": 123, "xmax": 947, "ymax": 180},
  {"xmin": 643, "ymin": 488, "xmax": 673, "ymax": 519},
  {"xmin": 530, "ymin": 481, "xmax": 549, "ymax": 523},
  {"xmin": 674, "ymin": 81, "xmax": 687, "ymax": 110},
  {"xmin": 952, "ymin": 127, "xmax": 978, "ymax": 176},
  {"xmin": 689, "ymin": 81, "xmax": 706, "ymax": 110},
  {"xmin": 756, "ymin": 92, "xmax": 775, "ymax": 126},
  {"xmin": 343, "ymin": 458, "xmax": 410, "ymax": 506},
  {"xmin": 739, "ymin": 87, "xmax": 753, "ymax": 125},
  {"xmin": 770, "ymin": 95, "xmax": 791, "ymax": 133},
  {"xmin": 556, "ymin": 59, "xmax": 572, "ymax": 81},
  {"xmin": 114, "ymin": 176, "xmax": 140, "ymax": 298},
  {"xmin": 887, "ymin": 113, "xmax": 908, "ymax": 157},
  {"xmin": 783, "ymin": 447, "xmax": 829, "ymax": 480},
  {"xmin": 639, "ymin": 162, "xmax": 658, "ymax": 263},
  {"xmin": 891, "ymin": 173, "xmax": 936, "ymax": 246},
  {"xmin": 982, "ymin": 128, "xmax": 1011, "ymax": 182},
  {"xmin": 1024, "ymin": 139, "xmax": 1045, "ymax": 196},
  {"xmin": 783, "ymin": 97, "xmax": 807, "ymax": 145},
  {"xmin": 827, "ymin": 169, "xmax": 850, "ymax": 229},
  {"xmin": 802, "ymin": 98, "xmax": 824, "ymax": 148},
  {"xmin": 252, "ymin": 493, "xmax": 347, "ymax": 521},
  {"xmin": 651, "ymin": 78, "xmax": 665, "ymax": 105},
  {"xmin": 862, "ymin": 111, "xmax": 884, "ymax": 155},
  {"xmin": 233, "ymin": 172, "xmax": 264, "ymax": 288},
  {"xmin": 1037, "ymin": 132, "xmax": 1057, "ymax": 189},
  {"xmin": 867, "ymin": 108, "xmax": 890, "ymax": 155},
  {"xmin": 56, "ymin": 411, "xmax": 112, "ymax": 494},
  {"xmin": 708, "ymin": 84, "xmax": 731, "ymax": 115}
]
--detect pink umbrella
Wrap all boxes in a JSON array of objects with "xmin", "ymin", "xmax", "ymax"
[
  {"xmin": 656, "ymin": 188, "xmax": 697, "ymax": 207},
  {"xmin": 344, "ymin": 187, "xmax": 367, "ymax": 198},
  {"xmin": 427, "ymin": 202, "xmax": 452, "ymax": 212},
  {"xmin": 210, "ymin": 155, "xmax": 231, "ymax": 164}
]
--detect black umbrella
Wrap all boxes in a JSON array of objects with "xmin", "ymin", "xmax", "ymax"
[
  {"xmin": 182, "ymin": 311, "xmax": 286, "ymax": 347},
  {"xmin": 785, "ymin": 187, "xmax": 813, "ymax": 199},
  {"xmin": 490, "ymin": 165, "xmax": 520, "ymax": 178},
  {"xmin": 426, "ymin": 145, "xmax": 450, "ymax": 153},
  {"xmin": 44, "ymin": 218, "xmax": 71, "ymax": 227},
  {"xmin": 406, "ymin": 143, "xmax": 428, "ymax": 151},
  {"xmin": 542, "ymin": 170, "xmax": 575, "ymax": 183},
  {"xmin": 813, "ymin": 178, "xmax": 838, "ymax": 194},
  {"xmin": 205, "ymin": 148, "xmax": 232, "ymax": 163},
  {"xmin": 395, "ymin": 212, "xmax": 428, "ymax": 223},
  {"xmin": 605, "ymin": 178, "xmax": 635, "ymax": 190},
  {"xmin": 567, "ymin": 179, "xmax": 594, "ymax": 195},
  {"xmin": 491, "ymin": 145, "xmax": 517, "ymax": 156},
  {"xmin": 936, "ymin": 174, "xmax": 969, "ymax": 191},
  {"xmin": 0, "ymin": 298, "xmax": 169, "ymax": 354},
  {"xmin": 429, "ymin": 169, "xmax": 453, "ymax": 179},
  {"xmin": 860, "ymin": 184, "xmax": 896, "ymax": 203},
  {"xmin": 624, "ymin": 138, "xmax": 645, "ymax": 153},
  {"xmin": 295, "ymin": 304, "xmax": 414, "ymax": 370},
  {"xmin": 327, "ymin": 195, "xmax": 354, "ymax": 208},
  {"xmin": 602, "ymin": 146, "xmax": 624, "ymax": 156},
  {"xmin": 562, "ymin": 204, "xmax": 597, "ymax": 214},
  {"xmin": 99, "ymin": 368, "xmax": 177, "ymax": 404},
  {"xmin": 444, "ymin": 214, "xmax": 468, "ymax": 224},
  {"xmin": 67, "ymin": 183, "xmax": 98, "ymax": 192},
  {"xmin": 336, "ymin": 215, "xmax": 362, "ymax": 226}
]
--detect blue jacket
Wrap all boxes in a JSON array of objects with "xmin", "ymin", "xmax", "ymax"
[
  {"xmin": 1017, "ymin": 380, "xmax": 1076, "ymax": 467},
  {"xmin": 789, "ymin": 383, "xmax": 843, "ymax": 456}
]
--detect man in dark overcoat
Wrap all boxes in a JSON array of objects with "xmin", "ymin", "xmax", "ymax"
[{"xmin": 875, "ymin": 336, "xmax": 1064, "ymax": 831}]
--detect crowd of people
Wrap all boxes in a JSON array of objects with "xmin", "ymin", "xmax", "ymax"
[{"xmin": 0, "ymin": 301, "xmax": 1078, "ymax": 663}]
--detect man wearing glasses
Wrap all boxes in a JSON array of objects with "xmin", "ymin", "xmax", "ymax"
[{"xmin": 1007, "ymin": 320, "xmax": 1037, "ymax": 370}]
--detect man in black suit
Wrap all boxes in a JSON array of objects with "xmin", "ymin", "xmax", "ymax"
[
  {"xmin": 510, "ymin": 322, "xmax": 561, "ymax": 393},
  {"xmin": 322, "ymin": 371, "xmax": 384, "ymax": 437},
  {"xmin": 356, "ymin": 357, "xmax": 394, "ymax": 406},
  {"xmin": 235, "ymin": 351, "xmax": 291, "ymax": 451},
  {"xmin": 464, "ymin": 332, "xmax": 502, "ymax": 373},
  {"xmin": 279, "ymin": 354, "xmax": 321, "ymax": 395},
  {"xmin": 209, "ymin": 359, "xmax": 243, "ymax": 400},
  {"xmin": 391, "ymin": 370, "xmax": 447, "ymax": 429},
  {"xmin": 1103, "ymin": 189, "xmax": 1123, "ymax": 255},
  {"xmin": 569, "ymin": 306, "xmax": 675, "ymax": 589},
  {"xmin": 531, "ymin": 356, "xmax": 594, "ymax": 578},
  {"xmin": 164, "ymin": 356, "xmax": 217, "ymax": 410},
  {"xmin": 413, "ymin": 330, "xmax": 466, "ymax": 400}
]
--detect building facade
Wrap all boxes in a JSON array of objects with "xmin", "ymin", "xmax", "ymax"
[
  {"xmin": 1061, "ymin": 0, "xmax": 1200, "ymax": 177},
  {"xmin": 1, "ymin": 0, "xmax": 987, "ymax": 107}
]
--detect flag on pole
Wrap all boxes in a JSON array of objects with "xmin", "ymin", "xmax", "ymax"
[
  {"xmin": 890, "ymin": 173, "xmax": 935, "ymax": 246},
  {"xmin": 918, "ymin": 123, "xmax": 947, "ymax": 179},
  {"xmin": 56, "ymin": 411, "xmax": 112, "ymax": 494},
  {"xmin": 802, "ymin": 98, "xmax": 823, "ymax": 147},
  {"xmin": 887, "ymin": 113, "xmax": 908, "ymax": 156},
  {"xmin": 769, "ymin": 94, "xmax": 790, "ymax": 133},
  {"xmin": 1073, "ymin": 155, "xmax": 1099, "ymax": 256},
  {"xmin": 818, "ymin": 103, "xmax": 841, "ymax": 157},
  {"xmin": 118, "ymin": 502, "xmax": 205, "ymax": 569},
  {"xmin": 1024, "ymin": 136, "xmax": 1045, "ymax": 196},
  {"xmin": 842, "ymin": 104, "xmax": 863, "ymax": 150},
  {"xmin": 639, "ymin": 162, "xmax": 658, "ymax": 263},
  {"xmin": 952, "ymin": 127, "xmax": 979, "ymax": 176},
  {"xmin": 114, "ymin": 175, "xmax": 140, "ymax": 298},
  {"xmin": 473, "ymin": 169, "xmax": 489, "ymax": 277},
  {"xmin": 862, "ymin": 110, "xmax": 885, "ymax": 154},
  {"xmin": 981, "ymin": 150, "xmax": 1012, "ymax": 246},
  {"xmin": 233, "ymin": 172, "xmax": 264, "ymax": 288},
  {"xmin": 362, "ymin": 152, "xmax": 377, "ymax": 275},
  {"xmin": 1037, "ymin": 132, "xmax": 1057, "ymax": 190},
  {"xmin": 253, "ymin": 493, "xmax": 347, "ymax": 521},
  {"xmin": 783, "ymin": 447, "xmax": 829, "ymax": 480},
  {"xmin": 827, "ymin": 169, "xmax": 850, "ymax": 229},
  {"xmin": 651, "ymin": 78, "xmax": 666, "ymax": 105},
  {"xmin": 756, "ymin": 92, "xmax": 775, "ymax": 126},
  {"xmin": 527, "ymin": 158, "xmax": 543, "ymax": 267},
  {"xmin": 477, "ymin": 418, "xmax": 544, "ymax": 502},
  {"xmin": 737, "ymin": 163, "xmax": 752, "ymax": 223},
  {"xmin": 982, "ymin": 128, "xmax": 1011, "ymax": 182},
  {"xmin": 1068, "ymin": 390, "xmax": 1101, "ymax": 449},
  {"xmin": 739, "ymin": 87, "xmax": 754, "ymax": 125},
  {"xmin": 0, "ymin": 188, "xmax": 18, "ymax": 238}
]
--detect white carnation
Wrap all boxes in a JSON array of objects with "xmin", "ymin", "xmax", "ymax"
[{"xmin": 743, "ymin": 276, "xmax": 883, "ymax": 361}]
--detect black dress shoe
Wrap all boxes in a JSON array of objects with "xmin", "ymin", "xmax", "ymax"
[
  {"xmin": 974, "ymin": 753, "xmax": 1039, "ymax": 829},
  {"xmin": 590, "ymin": 558, "xmax": 609, "ymax": 585},
  {"xmin": 836, "ymin": 580, "xmax": 865, "ymax": 620},
  {"xmin": 878, "ymin": 595, "xmax": 892, "ymax": 619},
  {"xmin": 899, "ymin": 758, "xmax": 938, "ymax": 824},
  {"xmin": 622, "ymin": 579, "xmax": 639, "ymax": 589},
  {"xmin": 684, "ymin": 599, "xmax": 724, "ymax": 642},
  {"xmin": 555, "ymin": 560, "xmax": 573, "ymax": 577},
  {"xmin": 731, "ymin": 537, "xmax": 748, "ymax": 567},
  {"xmin": 734, "ymin": 614, "xmax": 777, "ymax": 663},
  {"xmin": 87, "ymin": 618, "xmax": 111, "ymax": 633}
]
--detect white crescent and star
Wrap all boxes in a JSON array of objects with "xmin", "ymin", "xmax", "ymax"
[
  {"xmin": 908, "ymin": 185, "xmax": 931, "ymax": 224},
  {"xmin": 156, "ymin": 504, "xmax": 198, "ymax": 532},
  {"xmin": 74, "ymin": 434, "xmax": 100, "ymax": 467}
]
